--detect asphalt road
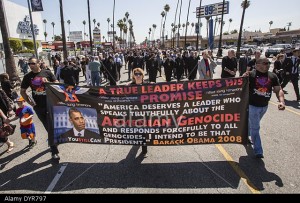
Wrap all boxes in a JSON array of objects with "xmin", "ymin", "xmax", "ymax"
[{"xmin": 0, "ymin": 51, "xmax": 299, "ymax": 195}]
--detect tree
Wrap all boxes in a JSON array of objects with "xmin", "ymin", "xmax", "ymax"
[
  {"xmin": 51, "ymin": 22, "xmax": 55, "ymax": 40},
  {"xmin": 93, "ymin": 19, "xmax": 96, "ymax": 28},
  {"xmin": 0, "ymin": 0, "xmax": 18, "ymax": 81},
  {"xmin": 228, "ymin": 18, "xmax": 232, "ymax": 33},
  {"xmin": 237, "ymin": 0, "xmax": 250, "ymax": 59},
  {"xmin": 152, "ymin": 24, "xmax": 157, "ymax": 41},
  {"xmin": 83, "ymin": 20, "xmax": 86, "ymax": 40},
  {"xmin": 160, "ymin": 11, "xmax": 165, "ymax": 43},
  {"xmin": 184, "ymin": 0, "xmax": 191, "ymax": 48},
  {"xmin": 67, "ymin": 20, "xmax": 71, "ymax": 40},
  {"xmin": 190, "ymin": 22, "xmax": 194, "ymax": 35},
  {"xmin": 125, "ymin": 12, "xmax": 129, "ymax": 47},
  {"xmin": 59, "ymin": 0, "xmax": 67, "ymax": 60},
  {"xmin": 107, "ymin": 18, "xmax": 110, "ymax": 41},
  {"xmin": 269, "ymin": 20, "xmax": 273, "ymax": 31},
  {"xmin": 97, "ymin": 22, "xmax": 100, "ymax": 28},
  {"xmin": 230, "ymin": 29, "xmax": 238, "ymax": 34},
  {"xmin": 162, "ymin": 4, "xmax": 170, "ymax": 48},
  {"xmin": 43, "ymin": 19, "xmax": 47, "ymax": 41}
]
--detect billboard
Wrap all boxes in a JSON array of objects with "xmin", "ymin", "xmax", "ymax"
[{"xmin": 69, "ymin": 31, "xmax": 82, "ymax": 42}]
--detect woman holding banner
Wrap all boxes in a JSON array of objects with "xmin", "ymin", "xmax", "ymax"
[{"xmin": 130, "ymin": 68, "xmax": 148, "ymax": 158}]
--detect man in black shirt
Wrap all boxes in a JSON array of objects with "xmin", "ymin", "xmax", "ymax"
[
  {"xmin": 221, "ymin": 50, "xmax": 237, "ymax": 78},
  {"xmin": 243, "ymin": 57, "xmax": 285, "ymax": 159},
  {"xmin": 20, "ymin": 57, "xmax": 60, "ymax": 161}
]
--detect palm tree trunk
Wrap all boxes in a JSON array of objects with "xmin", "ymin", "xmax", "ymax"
[
  {"xmin": 177, "ymin": 0, "xmax": 182, "ymax": 48},
  {"xmin": 112, "ymin": 0, "xmax": 115, "ymax": 52},
  {"xmin": 184, "ymin": 0, "xmax": 191, "ymax": 48},
  {"xmin": 217, "ymin": 0, "xmax": 226, "ymax": 57},
  {"xmin": 237, "ymin": 0, "xmax": 247, "ymax": 59},
  {"xmin": 0, "ymin": 0, "xmax": 18, "ymax": 81},
  {"xmin": 59, "ymin": 0, "xmax": 68, "ymax": 60},
  {"xmin": 87, "ymin": 0, "xmax": 93, "ymax": 55}
]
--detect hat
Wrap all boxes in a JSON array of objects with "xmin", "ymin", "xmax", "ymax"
[{"xmin": 15, "ymin": 96, "xmax": 25, "ymax": 102}]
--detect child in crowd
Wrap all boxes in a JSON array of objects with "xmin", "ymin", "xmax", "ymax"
[{"xmin": 8, "ymin": 96, "xmax": 36, "ymax": 149}]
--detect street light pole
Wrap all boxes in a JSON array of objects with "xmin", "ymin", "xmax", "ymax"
[
  {"xmin": 112, "ymin": 0, "xmax": 115, "ymax": 52},
  {"xmin": 217, "ymin": 0, "xmax": 225, "ymax": 57}
]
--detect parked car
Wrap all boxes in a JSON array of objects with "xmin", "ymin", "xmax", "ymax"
[
  {"xmin": 265, "ymin": 44, "xmax": 292, "ymax": 57},
  {"xmin": 239, "ymin": 44, "xmax": 258, "ymax": 55}
]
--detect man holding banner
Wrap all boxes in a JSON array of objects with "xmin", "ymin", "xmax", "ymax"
[{"xmin": 243, "ymin": 57, "xmax": 285, "ymax": 159}]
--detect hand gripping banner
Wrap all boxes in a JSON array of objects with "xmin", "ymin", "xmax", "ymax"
[{"xmin": 46, "ymin": 78, "xmax": 249, "ymax": 146}]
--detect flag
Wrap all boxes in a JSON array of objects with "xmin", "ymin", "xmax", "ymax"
[{"xmin": 31, "ymin": 0, "xmax": 43, "ymax": 12}]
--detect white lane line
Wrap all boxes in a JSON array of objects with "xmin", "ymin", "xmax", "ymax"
[
  {"xmin": 0, "ymin": 180, "xmax": 11, "ymax": 187},
  {"xmin": 45, "ymin": 163, "xmax": 68, "ymax": 194}
]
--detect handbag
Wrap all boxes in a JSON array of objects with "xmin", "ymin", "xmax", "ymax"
[{"xmin": 0, "ymin": 124, "xmax": 16, "ymax": 138}]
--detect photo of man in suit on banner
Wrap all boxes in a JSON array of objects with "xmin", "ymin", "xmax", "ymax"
[{"xmin": 53, "ymin": 106, "xmax": 100, "ymax": 144}]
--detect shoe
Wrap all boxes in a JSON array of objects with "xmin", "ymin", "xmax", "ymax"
[
  {"xmin": 52, "ymin": 154, "xmax": 60, "ymax": 160},
  {"xmin": 247, "ymin": 138, "xmax": 253, "ymax": 145},
  {"xmin": 29, "ymin": 140, "xmax": 37, "ymax": 149},
  {"xmin": 142, "ymin": 153, "xmax": 148, "ymax": 158},
  {"xmin": 255, "ymin": 154, "xmax": 264, "ymax": 159},
  {"xmin": 7, "ymin": 142, "xmax": 14, "ymax": 153}
]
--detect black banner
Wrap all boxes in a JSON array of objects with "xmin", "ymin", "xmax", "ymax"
[
  {"xmin": 46, "ymin": 78, "xmax": 249, "ymax": 146},
  {"xmin": 31, "ymin": 0, "xmax": 43, "ymax": 12}
]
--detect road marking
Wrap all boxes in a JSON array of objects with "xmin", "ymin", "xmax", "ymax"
[
  {"xmin": 45, "ymin": 163, "xmax": 68, "ymax": 194},
  {"xmin": 0, "ymin": 180, "xmax": 11, "ymax": 187},
  {"xmin": 215, "ymin": 144, "xmax": 261, "ymax": 194},
  {"xmin": 269, "ymin": 101, "xmax": 300, "ymax": 116}
]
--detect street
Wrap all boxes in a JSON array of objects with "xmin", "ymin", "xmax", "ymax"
[{"xmin": 0, "ymin": 51, "xmax": 300, "ymax": 195}]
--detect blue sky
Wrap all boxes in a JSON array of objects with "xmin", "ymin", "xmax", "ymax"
[{"xmin": 9, "ymin": 0, "xmax": 300, "ymax": 43}]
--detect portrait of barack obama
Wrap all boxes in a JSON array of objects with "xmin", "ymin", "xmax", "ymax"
[{"xmin": 59, "ymin": 107, "xmax": 99, "ymax": 140}]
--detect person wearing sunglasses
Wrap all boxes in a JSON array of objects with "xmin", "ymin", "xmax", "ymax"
[
  {"xmin": 243, "ymin": 57, "xmax": 285, "ymax": 159},
  {"xmin": 20, "ymin": 57, "xmax": 60, "ymax": 161},
  {"xmin": 130, "ymin": 68, "xmax": 148, "ymax": 158}
]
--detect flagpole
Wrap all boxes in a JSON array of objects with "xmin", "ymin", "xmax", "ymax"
[{"xmin": 27, "ymin": 0, "xmax": 38, "ymax": 58}]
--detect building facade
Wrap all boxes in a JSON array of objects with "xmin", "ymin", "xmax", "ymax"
[{"xmin": 0, "ymin": 0, "xmax": 44, "ymax": 52}]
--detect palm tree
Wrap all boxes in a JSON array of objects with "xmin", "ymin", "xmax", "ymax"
[
  {"xmin": 228, "ymin": 18, "xmax": 232, "ymax": 32},
  {"xmin": 51, "ymin": 22, "xmax": 55, "ymax": 40},
  {"xmin": 107, "ymin": 18, "xmax": 110, "ymax": 41},
  {"xmin": 82, "ymin": 20, "xmax": 86, "ymax": 40},
  {"xmin": 43, "ymin": 19, "xmax": 47, "ymax": 41},
  {"xmin": 67, "ymin": 20, "xmax": 71, "ymax": 40},
  {"xmin": 160, "ymin": 11, "xmax": 165, "ymax": 43},
  {"xmin": 237, "ymin": 0, "xmax": 250, "ymax": 59},
  {"xmin": 152, "ymin": 24, "xmax": 157, "ymax": 41},
  {"xmin": 269, "ymin": 20, "xmax": 273, "ymax": 31},
  {"xmin": 97, "ymin": 22, "xmax": 100, "ymax": 28},
  {"xmin": 182, "ymin": 24, "xmax": 185, "ymax": 36},
  {"xmin": 125, "ymin": 12, "xmax": 129, "ymax": 47},
  {"xmin": 190, "ymin": 22, "xmax": 194, "ymax": 35},
  {"xmin": 287, "ymin": 22, "xmax": 292, "ymax": 31},
  {"xmin": 184, "ymin": 0, "xmax": 191, "ymax": 48},
  {"xmin": 0, "ymin": 0, "xmax": 18, "ymax": 81},
  {"xmin": 59, "ymin": 0, "xmax": 67, "ymax": 61},
  {"xmin": 117, "ymin": 19, "xmax": 124, "ymax": 47},
  {"xmin": 162, "ymin": 4, "xmax": 170, "ymax": 47},
  {"xmin": 93, "ymin": 19, "xmax": 96, "ymax": 28},
  {"xmin": 177, "ymin": 0, "xmax": 182, "ymax": 48}
]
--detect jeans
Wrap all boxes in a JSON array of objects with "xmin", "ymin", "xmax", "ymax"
[
  {"xmin": 91, "ymin": 71, "xmax": 100, "ymax": 86},
  {"xmin": 249, "ymin": 105, "xmax": 268, "ymax": 155}
]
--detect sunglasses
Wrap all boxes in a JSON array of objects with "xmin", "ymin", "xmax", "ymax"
[
  {"xmin": 28, "ymin": 62, "xmax": 36, "ymax": 65},
  {"xmin": 134, "ymin": 73, "xmax": 142, "ymax": 76},
  {"xmin": 259, "ymin": 61, "xmax": 271, "ymax": 65}
]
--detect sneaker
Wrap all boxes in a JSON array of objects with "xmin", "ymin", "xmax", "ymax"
[
  {"xmin": 52, "ymin": 154, "xmax": 60, "ymax": 160},
  {"xmin": 255, "ymin": 154, "xmax": 264, "ymax": 159},
  {"xmin": 7, "ymin": 142, "xmax": 14, "ymax": 153},
  {"xmin": 29, "ymin": 140, "xmax": 37, "ymax": 149}
]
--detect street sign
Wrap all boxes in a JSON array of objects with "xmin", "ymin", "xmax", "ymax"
[{"xmin": 196, "ymin": 1, "xmax": 229, "ymax": 18}]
